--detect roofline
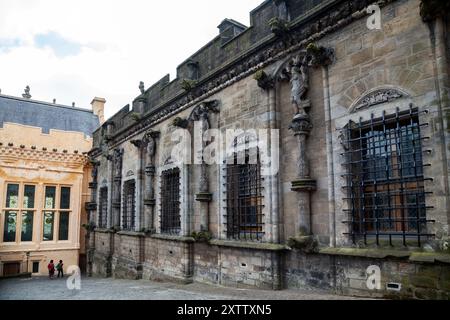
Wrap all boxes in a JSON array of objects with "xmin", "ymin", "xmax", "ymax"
[{"xmin": 0, "ymin": 93, "xmax": 94, "ymax": 114}]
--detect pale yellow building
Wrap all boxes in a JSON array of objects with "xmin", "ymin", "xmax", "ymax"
[{"xmin": 0, "ymin": 91, "xmax": 104, "ymax": 276}]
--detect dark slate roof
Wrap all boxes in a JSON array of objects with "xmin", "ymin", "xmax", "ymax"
[{"xmin": 0, "ymin": 94, "xmax": 100, "ymax": 138}]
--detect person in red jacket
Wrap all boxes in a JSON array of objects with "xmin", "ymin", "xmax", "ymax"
[{"xmin": 47, "ymin": 260, "xmax": 55, "ymax": 279}]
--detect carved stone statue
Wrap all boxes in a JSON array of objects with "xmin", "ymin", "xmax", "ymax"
[
  {"xmin": 146, "ymin": 135, "xmax": 156, "ymax": 164},
  {"xmin": 22, "ymin": 85, "xmax": 32, "ymax": 99},
  {"xmin": 139, "ymin": 81, "xmax": 145, "ymax": 95},
  {"xmin": 142, "ymin": 130, "xmax": 160, "ymax": 166},
  {"xmin": 290, "ymin": 55, "xmax": 309, "ymax": 117},
  {"xmin": 113, "ymin": 149, "xmax": 123, "ymax": 177},
  {"xmin": 91, "ymin": 164, "xmax": 98, "ymax": 181}
]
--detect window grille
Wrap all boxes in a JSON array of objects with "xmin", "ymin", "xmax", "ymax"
[
  {"xmin": 122, "ymin": 180, "xmax": 136, "ymax": 231},
  {"xmin": 226, "ymin": 149, "xmax": 264, "ymax": 241},
  {"xmin": 160, "ymin": 168, "xmax": 181, "ymax": 235},
  {"xmin": 342, "ymin": 106, "xmax": 434, "ymax": 246},
  {"xmin": 98, "ymin": 187, "xmax": 108, "ymax": 228}
]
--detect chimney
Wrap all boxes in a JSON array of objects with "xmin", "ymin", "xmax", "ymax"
[{"xmin": 91, "ymin": 97, "xmax": 106, "ymax": 125}]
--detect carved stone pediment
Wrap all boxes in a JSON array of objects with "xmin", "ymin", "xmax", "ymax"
[{"xmin": 351, "ymin": 88, "xmax": 407, "ymax": 112}]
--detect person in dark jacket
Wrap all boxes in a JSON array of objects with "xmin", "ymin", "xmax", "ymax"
[{"xmin": 56, "ymin": 260, "xmax": 64, "ymax": 278}]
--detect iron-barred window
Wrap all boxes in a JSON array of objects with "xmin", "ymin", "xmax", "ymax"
[
  {"xmin": 160, "ymin": 168, "xmax": 181, "ymax": 235},
  {"xmin": 343, "ymin": 107, "xmax": 433, "ymax": 246},
  {"xmin": 98, "ymin": 187, "xmax": 108, "ymax": 228},
  {"xmin": 226, "ymin": 148, "xmax": 264, "ymax": 241},
  {"xmin": 122, "ymin": 180, "xmax": 135, "ymax": 231}
]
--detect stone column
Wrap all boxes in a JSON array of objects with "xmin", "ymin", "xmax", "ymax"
[
  {"xmin": 290, "ymin": 115, "xmax": 315, "ymax": 235},
  {"xmin": 131, "ymin": 139, "xmax": 145, "ymax": 232},
  {"xmin": 196, "ymin": 161, "xmax": 212, "ymax": 231},
  {"xmin": 142, "ymin": 130, "xmax": 160, "ymax": 233},
  {"xmin": 112, "ymin": 149, "xmax": 124, "ymax": 230},
  {"xmin": 86, "ymin": 161, "xmax": 99, "ymax": 277}
]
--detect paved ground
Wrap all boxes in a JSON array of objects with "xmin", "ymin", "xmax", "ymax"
[{"xmin": 0, "ymin": 276, "xmax": 367, "ymax": 300}]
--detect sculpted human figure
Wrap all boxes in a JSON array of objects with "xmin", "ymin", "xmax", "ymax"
[
  {"xmin": 113, "ymin": 149, "xmax": 123, "ymax": 177},
  {"xmin": 290, "ymin": 55, "xmax": 309, "ymax": 117},
  {"xmin": 146, "ymin": 134, "xmax": 156, "ymax": 165}
]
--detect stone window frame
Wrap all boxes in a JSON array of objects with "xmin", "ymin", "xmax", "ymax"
[
  {"xmin": 333, "ymin": 96, "xmax": 433, "ymax": 247},
  {"xmin": 121, "ymin": 179, "xmax": 136, "ymax": 232},
  {"xmin": 159, "ymin": 167, "xmax": 181, "ymax": 235},
  {"xmin": 218, "ymin": 134, "xmax": 271, "ymax": 242},
  {"xmin": 156, "ymin": 160, "xmax": 189, "ymax": 236},
  {"xmin": 98, "ymin": 186, "xmax": 108, "ymax": 229}
]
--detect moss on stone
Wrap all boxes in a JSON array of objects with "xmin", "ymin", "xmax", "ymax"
[
  {"xmin": 191, "ymin": 231, "xmax": 212, "ymax": 243},
  {"xmin": 287, "ymin": 236, "xmax": 318, "ymax": 253},
  {"xmin": 209, "ymin": 239, "xmax": 286, "ymax": 251}
]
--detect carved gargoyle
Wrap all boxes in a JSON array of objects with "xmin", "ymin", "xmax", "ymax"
[
  {"xmin": 306, "ymin": 43, "xmax": 334, "ymax": 67},
  {"xmin": 254, "ymin": 70, "xmax": 274, "ymax": 90}
]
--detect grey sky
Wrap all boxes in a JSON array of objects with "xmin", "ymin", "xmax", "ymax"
[{"xmin": 0, "ymin": 0, "xmax": 264, "ymax": 118}]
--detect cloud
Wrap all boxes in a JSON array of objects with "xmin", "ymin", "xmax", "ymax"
[
  {"xmin": 34, "ymin": 31, "xmax": 81, "ymax": 58},
  {"xmin": 0, "ymin": 37, "xmax": 21, "ymax": 53},
  {"xmin": 0, "ymin": 0, "xmax": 264, "ymax": 119}
]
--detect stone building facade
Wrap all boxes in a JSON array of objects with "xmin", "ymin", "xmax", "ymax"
[
  {"xmin": 0, "ymin": 92, "xmax": 104, "ymax": 276},
  {"xmin": 87, "ymin": 0, "xmax": 450, "ymax": 299}
]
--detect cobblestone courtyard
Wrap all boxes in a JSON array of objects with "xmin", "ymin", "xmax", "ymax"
[{"xmin": 0, "ymin": 276, "xmax": 366, "ymax": 300}]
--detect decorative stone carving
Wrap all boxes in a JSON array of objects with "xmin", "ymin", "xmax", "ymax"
[
  {"xmin": 288, "ymin": 54, "xmax": 310, "ymax": 118},
  {"xmin": 254, "ymin": 70, "xmax": 274, "ymax": 90},
  {"xmin": 90, "ymin": 160, "xmax": 99, "ymax": 182},
  {"xmin": 173, "ymin": 117, "xmax": 189, "ymax": 128},
  {"xmin": 113, "ymin": 148, "xmax": 124, "ymax": 178},
  {"xmin": 90, "ymin": 0, "xmax": 374, "ymax": 150},
  {"xmin": 139, "ymin": 81, "xmax": 145, "ymax": 95},
  {"xmin": 22, "ymin": 85, "xmax": 31, "ymax": 99},
  {"xmin": 289, "ymin": 114, "xmax": 313, "ymax": 135},
  {"xmin": 142, "ymin": 129, "xmax": 160, "ymax": 166},
  {"xmin": 353, "ymin": 89, "xmax": 404, "ymax": 111},
  {"xmin": 269, "ymin": 17, "xmax": 289, "ymax": 38},
  {"xmin": 306, "ymin": 43, "xmax": 335, "ymax": 68}
]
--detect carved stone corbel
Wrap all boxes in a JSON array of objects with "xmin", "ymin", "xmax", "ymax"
[{"xmin": 254, "ymin": 70, "xmax": 275, "ymax": 90}]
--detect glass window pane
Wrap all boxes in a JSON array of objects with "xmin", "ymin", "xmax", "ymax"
[
  {"xmin": 58, "ymin": 212, "xmax": 69, "ymax": 241},
  {"xmin": 60, "ymin": 187, "xmax": 71, "ymax": 209},
  {"xmin": 23, "ymin": 185, "xmax": 36, "ymax": 209},
  {"xmin": 5, "ymin": 184, "xmax": 19, "ymax": 208},
  {"xmin": 21, "ymin": 211, "xmax": 34, "ymax": 242},
  {"xmin": 44, "ymin": 187, "xmax": 56, "ymax": 209},
  {"xmin": 43, "ymin": 212, "xmax": 54, "ymax": 241},
  {"xmin": 3, "ymin": 211, "xmax": 17, "ymax": 242}
]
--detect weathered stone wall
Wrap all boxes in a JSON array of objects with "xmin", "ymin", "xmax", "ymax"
[
  {"xmin": 111, "ymin": 233, "xmax": 143, "ymax": 279},
  {"xmin": 142, "ymin": 237, "xmax": 193, "ymax": 283},
  {"xmin": 285, "ymin": 250, "xmax": 450, "ymax": 300},
  {"xmin": 88, "ymin": 0, "xmax": 450, "ymax": 300},
  {"xmin": 92, "ymin": 231, "xmax": 113, "ymax": 277}
]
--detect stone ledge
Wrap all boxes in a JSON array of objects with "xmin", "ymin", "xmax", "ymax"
[
  {"xmin": 150, "ymin": 233, "xmax": 195, "ymax": 243},
  {"xmin": 319, "ymin": 247, "xmax": 450, "ymax": 264},
  {"xmin": 209, "ymin": 239, "xmax": 287, "ymax": 251},
  {"xmin": 94, "ymin": 228, "xmax": 115, "ymax": 234},
  {"xmin": 409, "ymin": 252, "xmax": 450, "ymax": 264},
  {"xmin": 117, "ymin": 231, "xmax": 146, "ymax": 237}
]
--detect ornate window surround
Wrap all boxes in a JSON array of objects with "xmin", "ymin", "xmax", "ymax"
[{"xmin": 334, "ymin": 88, "xmax": 434, "ymax": 247}]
